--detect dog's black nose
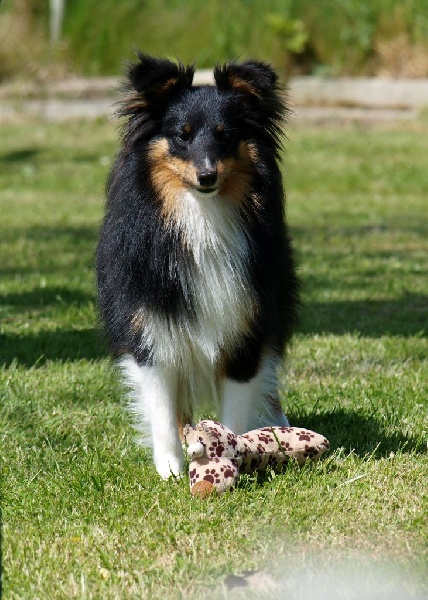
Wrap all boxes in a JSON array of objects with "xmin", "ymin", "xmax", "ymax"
[{"xmin": 197, "ymin": 170, "xmax": 218, "ymax": 188}]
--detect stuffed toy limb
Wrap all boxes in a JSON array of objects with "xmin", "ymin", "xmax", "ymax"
[{"xmin": 184, "ymin": 420, "xmax": 330, "ymax": 498}]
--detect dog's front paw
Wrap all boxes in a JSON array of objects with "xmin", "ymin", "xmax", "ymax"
[{"xmin": 155, "ymin": 455, "xmax": 184, "ymax": 480}]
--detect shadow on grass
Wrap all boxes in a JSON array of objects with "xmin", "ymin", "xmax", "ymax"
[
  {"xmin": 1, "ymin": 284, "xmax": 108, "ymax": 365},
  {"xmin": 1, "ymin": 286, "xmax": 92, "ymax": 311},
  {"xmin": 11, "ymin": 224, "xmax": 97, "ymax": 242},
  {"xmin": 0, "ymin": 224, "xmax": 97, "ymax": 247},
  {"xmin": 0, "ymin": 328, "xmax": 107, "ymax": 366},
  {"xmin": 1, "ymin": 216, "xmax": 426, "ymax": 368},
  {"xmin": 2, "ymin": 291, "xmax": 426, "ymax": 366},
  {"xmin": 0, "ymin": 148, "xmax": 41, "ymax": 163},
  {"xmin": 0, "ymin": 225, "xmax": 98, "ymax": 277},
  {"xmin": 0, "ymin": 147, "xmax": 103, "ymax": 166},
  {"xmin": 300, "ymin": 294, "xmax": 427, "ymax": 337},
  {"xmin": 1, "ymin": 278, "xmax": 104, "ymax": 361},
  {"xmin": 288, "ymin": 408, "xmax": 425, "ymax": 457}
]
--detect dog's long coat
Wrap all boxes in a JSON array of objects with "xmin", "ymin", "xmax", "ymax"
[{"xmin": 96, "ymin": 55, "xmax": 299, "ymax": 477}]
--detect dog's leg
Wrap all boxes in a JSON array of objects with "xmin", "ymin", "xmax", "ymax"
[
  {"xmin": 255, "ymin": 353, "xmax": 290, "ymax": 428},
  {"xmin": 221, "ymin": 353, "xmax": 289, "ymax": 434},
  {"xmin": 221, "ymin": 377, "xmax": 258, "ymax": 434},
  {"xmin": 177, "ymin": 411, "xmax": 193, "ymax": 444},
  {"xmin": 119, "ymin": 355, "xmax": 184, "ymax": 478}
]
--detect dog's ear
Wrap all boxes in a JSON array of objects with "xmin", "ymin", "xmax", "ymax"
[
  {"xmin": 214, "ymin": 60, "xmax": 278, "ymax": 100},
  {"xmin": 214, "ymin": 60, "xmax": 286, "ymax": 152},
  {"xmin": 126, "ymin": 53, "xmax": 194, "ymax": 108}
]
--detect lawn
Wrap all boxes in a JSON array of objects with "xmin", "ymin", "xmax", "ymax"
[{"xmin": 1, "ymin": 115, "xmax": 427, "ymax": 598}]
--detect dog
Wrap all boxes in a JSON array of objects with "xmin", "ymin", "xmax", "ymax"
[{"xmin": 96, "ymin": 53, "xmax": 299, "ymax": 478}]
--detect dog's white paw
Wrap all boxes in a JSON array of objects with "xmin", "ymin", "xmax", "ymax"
[{"xmin": 155, "ymin": 454, "xmax": 184, "ymax": 480}]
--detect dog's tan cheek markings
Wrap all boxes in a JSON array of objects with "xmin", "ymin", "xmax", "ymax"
[
  {"xmin": 219, "ymin": 141, "xmax": 255, "ymax": 207},
  {"xmin": 239, "ymin": 141, "xmax": 264, "ymax": 213},
  {"xmin": 218, "ymin": 161, "xmax": 250, "ymax": 207},
  {"xmin": 237, "ymin": 140, "xmax": 259, "ymax": 166},
  {"xmin": 243, "ymin": 141, "xmax": 259, "ymax": 164},
  {"xmin": 170, "ymin": 157, "xmax": 198, "ymax": 188},
  {"xmin": 147, "ymin": 139, "xmax": 189, "ymax": 221}
]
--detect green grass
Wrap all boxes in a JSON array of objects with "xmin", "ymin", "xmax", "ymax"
[
  {"xmin": 1, "ymin": 117, "xmax": 428, "ymax": 598},
  {"xmin": 2, "ymin": 0, "xmax": 428, "ymax": 79},
  {"xmin": 56, "ymin": 0, "xmax": 428, "ymax": 76}
]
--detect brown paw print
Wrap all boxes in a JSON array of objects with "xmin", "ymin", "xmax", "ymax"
[
  {"xmin": 227, "ymin": 433, "xmax": 238, "ymax": 448},
  {"xmin": 303, "ymin": 444, "xmax": 319, "ymax": 458},
  {"xmin": 208, "ymin": 441, "xmax": 225, "ymax": 457},
  {"xmin": 220, "ymin": 465, "xmax": 236, "ymax": 479},
  {"xmin": 203, "ymin": 468, "xmax": 221, "ymax": 484},
  {"xmin": 296, "ymin": 430, "xmax": 315, "ymax": 442},
  {"xmin": 207, "ymin": 428, "xmax": 220, "ymax": 440},
  {"xmin": 257, "ymin": 433, "xmax": 274, "ymax": 445},
  {"xmin": 189, "ymin": 468, "xmax": 200, "ymax": 484},
  {"xmin": 241, "ymin": 435, "xmax": 255, "ymax": 444}
]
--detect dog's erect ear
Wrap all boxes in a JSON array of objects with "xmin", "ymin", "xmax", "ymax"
[
  {"xmin": 214, "ymin": 60, "xmax": 286, "ymax": 153},
  {"xmin": 214, "ymin": 60, "xmax": 278, "ymax": 100},
  {"xmin": 127, "ymin": 52, "xmax": 194, "ymax": 106}
]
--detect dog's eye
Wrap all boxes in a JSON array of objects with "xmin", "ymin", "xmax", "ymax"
[
  {"xmin": 214, "ymin": 125, "xmax": 229, "ymax": 142},
  {"xmin": 178, "ymin": 125, "xmax": 192, "ymax": 142}
]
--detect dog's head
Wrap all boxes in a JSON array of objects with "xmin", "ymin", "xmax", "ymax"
[{"xmin": 119, "ymin": 53, "xmax": 286, "ymax": 203}]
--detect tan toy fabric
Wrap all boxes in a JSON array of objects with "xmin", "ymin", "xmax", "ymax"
[{"xmin": 184, "ymin": 420, "xmax": 330, "ymax": 497}]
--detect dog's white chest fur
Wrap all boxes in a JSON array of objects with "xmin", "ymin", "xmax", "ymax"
[{"xmin": 142, "ymin": 190, "xmax": 254, "ymax": 373}]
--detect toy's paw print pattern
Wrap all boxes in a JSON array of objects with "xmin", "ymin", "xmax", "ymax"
[
  {"xmin": 257, "ymin": 431, "xmax": 275, "ymax": 445},
  {"xmin": 241, "ymin": 435, "xmax": 255, "ymax": 446},
  {"xmin": 240, "ymin": 440, "xmax": 252, "ymax": 453},
  {"xmin": 296, "ymin": 430, "xmax": 315, "ymax": 442},
  {"xmin": 303, "ymin": 444, "xmax": 323, "ymax": 458},
  {"xmin": 208, "ymin": 429, "xmax": 220, "ymax": 440},
  {"xmin": 208, "ymin": 440, "xmax": 225, "ymax": 458},
  {"xmin": 203, "ymin": 468, "xmax": 222, "ymax": 485},
  {"xmin": 220, "ymin": 465, "xmax": 237, "ymax": 480},
  {"xmin": 189, "ymin": 467, "xmax": 200, "ymax": 486},
  {"xmin": 227, "ymin": 432, "xmax": 238, "ymax": 449},
  {"xmin": 188, "ymin": 420, "xmax": 330, "ymax": 496},
  {"xmin": 240, "ymin": 455, "xmax": 263, "ymax": 472},
  {"xmin": 280, "ymin": 441, "xmax": 293, "ymax": 451},
  {"xmin": 256, "ymin": 443, "xmax": 265, "ymax": 454},
  {"xmin": 206, "ymin": 421, "xmax": 227, "ymax": 437},
  {"xmin": 302, "ymin": 438, "xmax": 330, "ymax": 459}
]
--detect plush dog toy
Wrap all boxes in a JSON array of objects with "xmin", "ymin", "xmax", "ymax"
[{"xmin": 183, "ymin": 420, "xmax": 330, "ymax": 497}]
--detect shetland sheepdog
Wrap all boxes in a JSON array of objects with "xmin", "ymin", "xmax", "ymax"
[{"xmin": 96, "ymin": 54, "xmax": 299, "ymax": 478}]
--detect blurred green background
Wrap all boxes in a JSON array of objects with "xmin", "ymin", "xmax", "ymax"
[{"xmin": 1, "ymin": 0, "xmax": 428, "ymax": 81}]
